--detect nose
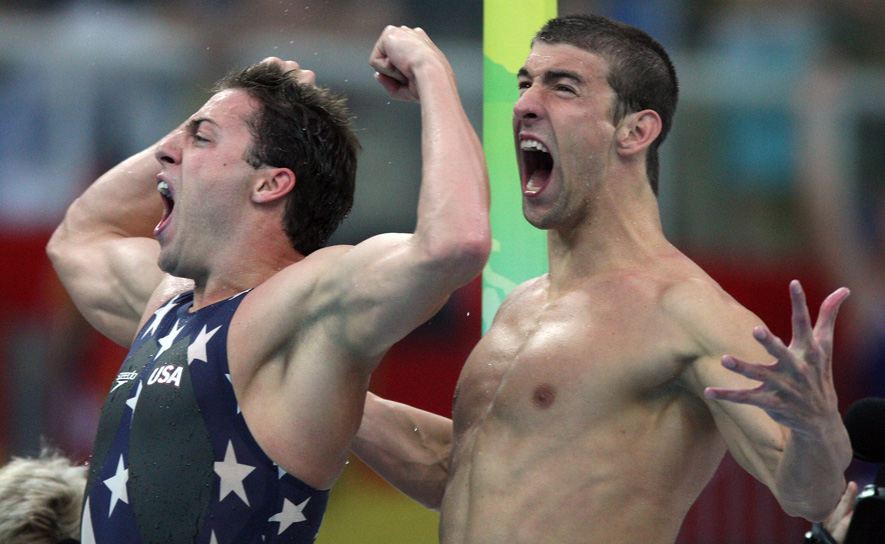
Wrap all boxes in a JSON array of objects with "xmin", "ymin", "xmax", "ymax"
[
  {"xmin": 154, "ymin": 129, "xmax": 182, "ymax": 166},
  {"xmin": 513, "ymin": 87, "xmax": 541, "ymax": 121}
]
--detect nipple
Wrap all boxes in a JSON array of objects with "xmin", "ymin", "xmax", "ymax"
[{"xmin": 532, "ymin": 383, "xmax": 556, "ymax": 409}]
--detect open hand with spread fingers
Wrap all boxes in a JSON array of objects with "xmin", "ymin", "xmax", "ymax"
[{"xmin": 704, "ymin": 280, "xmax": 850, "ymax": 431}]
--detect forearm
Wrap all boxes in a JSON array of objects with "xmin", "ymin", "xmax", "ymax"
[
  {"xmin": 50, "ymin": 145, "xmax": 164, "ymax": 248},
  {"xmin": 775, "ymin": 415, "xmax": 852, "ymax": 521},
  {"xmin": 411, "ymin": 57, "xmax": 490, "ymax": 285},
  {"xmin": 352, "ymin": 392, "xmax": 452, "ymax": 510},
  {"xmin": 47, "ymin": 144, "xmax": 167, "ymax": 345}
]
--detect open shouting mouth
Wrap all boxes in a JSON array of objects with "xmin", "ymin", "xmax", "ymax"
[
  {"xmin": 155, "ymin": 179, "xmax": 175, "ymax": 236},
  {"xmin": 520, "ymin": 138, "xmax": 553, "ymax": 196}
]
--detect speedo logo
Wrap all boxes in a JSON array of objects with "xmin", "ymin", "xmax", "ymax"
[
  {"xmin": 146, "ymin": 364, "xmax": 184, "ymax": 388},
  {"xmin": 110, "ymin": 371, "xmax": 139, "ymax": 393}
]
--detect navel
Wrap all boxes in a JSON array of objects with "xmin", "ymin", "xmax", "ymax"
[{"xmin": 532, "ymin": 383, "xmax": 556, "ymax": 409}]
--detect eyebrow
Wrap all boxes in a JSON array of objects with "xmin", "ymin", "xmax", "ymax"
[
  {"xmin": 186, "ymin": 117, "xmax": 217, "ymax": 133},
  {"xmin": 517, "ymin": 67, "xmax": 585, "ymax": 85}
]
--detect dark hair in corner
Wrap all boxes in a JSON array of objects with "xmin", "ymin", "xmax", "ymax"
[
  {"xmin": 214, "ymin": 62, "xmax": 361, "ymax": 255},
  {"xmin": 534, "ymin": 14, "xmax": 678, "ymax": 195}
]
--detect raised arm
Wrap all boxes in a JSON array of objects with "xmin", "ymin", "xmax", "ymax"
[
  {"xmin": 679, "ymin": 280, "xmax": 851, "ymax": 521},
  {"xmin": 230, "ymin": 31, "xmax": 488, "ymax": 491},
  {"xmin": 46, "ymin": 145, "xmax": 173, "ymax": 346},
  {"xmin": 352, "ymin": 392, "xmax": 454, "ymax": 510},
  {"xmin": 308, "ymin": 26, "xmax": 490, "ymax": 359}
]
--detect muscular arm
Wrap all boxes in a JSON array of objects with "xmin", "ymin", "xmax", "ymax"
[
  {"xmin": 46, "ymin": 146, "xmax": 174, "ymax": 346},
  {"xmin": 352, "ymin": 392, "xmax": 453, "ymax": 510},
  {"xmin": 233, "ymin": 33, "xmax": 488, "ymax": 490},
  {"xmin": 677, "ymin": 279, "xmax": 851, "ymax": 521},
  {"xmin": 307, "ymin": 27, "xmax": 490, "ymax": 361}
]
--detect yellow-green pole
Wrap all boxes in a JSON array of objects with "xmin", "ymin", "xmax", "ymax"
[{"xmin": 482, "ymin": 0, "xmax": 557, "ymax": 332}]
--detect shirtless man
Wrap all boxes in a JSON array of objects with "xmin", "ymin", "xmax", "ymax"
[
  {"xmin": 352, "ymin": 14, "xmax": 851, "ymax": 544},
  {"xmin": 47, "ymin": 26, "xmax": 489, "ymax": 543}
]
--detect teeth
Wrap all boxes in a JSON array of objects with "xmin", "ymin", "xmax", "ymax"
[
  {"xmin": 157, "ymin": 181, "xmax": 172, "ymax": 198},
  {"xmin": 520, "ymin": 139, "xmax": 549, "ymax": 153}
]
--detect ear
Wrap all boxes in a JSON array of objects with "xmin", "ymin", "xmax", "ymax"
[
  {"xmin": 615, "ymin": 110, "xmax": 662, "ymax": 157},
  {"xmin": 252, "ymin": 168, "xmax": 296, "ymax": 204}
]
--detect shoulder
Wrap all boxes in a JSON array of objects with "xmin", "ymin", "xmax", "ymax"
[
  {"xmin": 660, "ymin": 273, "xmax": 761, "ymax": 351},
  {"xmin": 654, "ymin": 266, "xmax": 769, "ymax": 398},
  {"xmin": 490, "ymin": 275, "xmax": 548, "ymax": 316}
]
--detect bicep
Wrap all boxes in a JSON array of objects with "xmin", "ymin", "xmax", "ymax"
[
  {"xmin": 48, "ymin": 232, "xmax": 164, "ymax": 346},
  {"xmin": 313, "ymin": 233, "xmax": 473, "ymax": 358},
  {"xmin": 674, "ymin": 283, "xmax": 787, "ymax": 486},
  {"xmin": 685, "ymin": 352, "xmax": 787, "ymax": 487}
]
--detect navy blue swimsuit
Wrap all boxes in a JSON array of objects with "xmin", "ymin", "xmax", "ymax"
[{"xmin": 81, "ymin": 291, "xmax": 329, "ymax": 544}]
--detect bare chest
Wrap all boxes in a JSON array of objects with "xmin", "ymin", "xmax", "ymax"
[{"xmin": 452, "ymin": 287, "xmax": 693, "ymax": 436}]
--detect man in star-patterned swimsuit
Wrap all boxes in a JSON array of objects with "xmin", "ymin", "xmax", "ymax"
[
  {"xmin": 48, "ymin": 26, "xmax": 490, "ymax": 544},
  {"xmin": 82, "ymin": 291, "xmax": 328, "ymax": 543}
]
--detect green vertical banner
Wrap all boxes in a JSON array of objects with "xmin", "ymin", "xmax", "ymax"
[{"xmin": 482, "ymin": 0, "xmax": 557, "ymax": 332}]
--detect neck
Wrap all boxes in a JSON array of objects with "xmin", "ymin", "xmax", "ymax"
[
  {"xmin": 545, "ymin": 179, "xmax": 670, "ymax": 290},
  {"xmin": 191, "ymin": 230, "xmax": 302, "ymax": 310}
]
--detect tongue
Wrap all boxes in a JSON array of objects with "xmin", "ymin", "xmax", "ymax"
[
  {"xmin": 154, "ymin": 207, "xmax": 172, "ymax": 236},
  {"xmin": 525, "ymin": 168, "xmax": 550, "ymax": 194}
]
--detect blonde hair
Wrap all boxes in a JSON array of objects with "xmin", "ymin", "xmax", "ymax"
[{"xmin": 0, "ymin": 450, "xmax": 86, "ymax": 544}]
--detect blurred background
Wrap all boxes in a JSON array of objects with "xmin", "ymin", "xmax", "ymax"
[{"xmin": 0, "ymin": 0, "xmax": 882, "ymax": 542}]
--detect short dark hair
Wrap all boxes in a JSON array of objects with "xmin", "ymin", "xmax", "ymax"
[
  {"xmin": 214, "ymin": 62, "xmax": 361, "ymax": 255},
  {"xmin": 534, "ymin": 14, "xmax": 678, "ymax": 195}
]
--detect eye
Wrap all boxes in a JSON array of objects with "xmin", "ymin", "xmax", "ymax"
[
  {"xmin": 555, "ymin": 84, "xmax": 576, "ymax": 94},
  {"xmin": 517, "ymin": 80, "xmax": 531, "ymax": 93},
  {"xmin": 192, "ymin": 133, "xmax": 210, "ymax": 143}
]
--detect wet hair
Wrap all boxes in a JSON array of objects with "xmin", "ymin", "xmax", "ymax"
[
  {"xmin": 534, "ymin": 14, "xmax": 679, "ymax": 195},
  {"xmin": 0, "ymin": 450, "xmax": 86, "ymax": 544},
  {"xmin": 214, "ymin": 62, "xmax": 361, "ymax": 255}
]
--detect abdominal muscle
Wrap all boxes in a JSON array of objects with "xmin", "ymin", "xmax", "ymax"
[{"xmin": 438, "ymin": 390, "xmax": 727, "ymax": 544}]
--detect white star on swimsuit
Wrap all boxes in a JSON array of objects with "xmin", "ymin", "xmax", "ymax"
[
  {"xmin": 155, "ymin": 319, "xmax": 184, "ymax": 359},
  {"xmin": 80, "ymin": 497, "xmax": 96, "ymax": 544},
  {"xmin": 215, "ymin": 440, "xmax": 255, "ymax": 506},
  {"xmin": 103, "ymin": 456, "xmax": 129, "ymax": 517},
  {"xmin": 142, "ymin": 297, "xmax": 178, "ymax": 338},
  {"xmin": 188, "ymin": 324, "xmax": 221, "ymax": 365},
  {"xmin": 269, "ymin": 497, "xmax": 310, "ymax": 535},
  {"xmin": 225, "ymin": 373, "xmax": 241, "ymax": 414},
  {"xmin": 125, "ymin": 381, "xmax": 143, "ymax": 421}
]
